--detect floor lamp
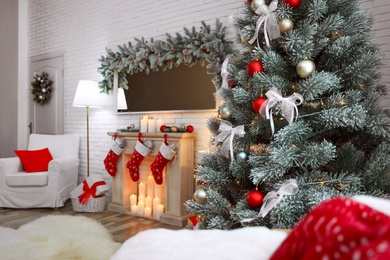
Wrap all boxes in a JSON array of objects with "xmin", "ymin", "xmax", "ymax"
[{"xmin": 73, "ymin": 80, "xmax": 103, "ymax": 177}]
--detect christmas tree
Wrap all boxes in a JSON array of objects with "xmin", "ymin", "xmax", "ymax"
[{"xmin": 185, "ymin": 0, "xmax": 390, "ymax": 230}]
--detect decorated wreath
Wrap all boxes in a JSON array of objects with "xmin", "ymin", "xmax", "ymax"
[{"xmin": 31, "ymin": 71, "xmax": 53, "ymax": 105}]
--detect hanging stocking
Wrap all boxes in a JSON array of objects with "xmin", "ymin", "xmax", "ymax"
[
  {"xmin": 104, "ymin": 134, "xmax": 126, "ymax": 177},
  {"xmin": 126, "ymin": 133, "xmax": 153, "ymax": 182},
  {"xmin": 150, "ymin": 134, "xmax": 175, "ymax": 185}
]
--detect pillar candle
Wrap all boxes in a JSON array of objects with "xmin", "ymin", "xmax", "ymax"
[
  {"xmin": 138, "ymin": 201, "xmax": 145, "ymax": 215},
  {"xmin": 154, "ymin": 183, "xmax": 162, "ymax": 199},
  {"xmin": 147, "ymin": 118, "xmax": 156, "ymax": 133},
  {"xmin": 153, "ymin": 197, "xmax": 160, "ymax": 218},
  {"xmin": 140, "ymin": 116, "xmax": 148, "ymax": 133},
  {"xmin": 138, "ymin": 182, "xmax": 146, "ymax": 197},
  {"xmin": 144, "ymin": 207, "xmax": 152, "ymax": 217},
  {"xmin": 131, "ymin": 205, "xmax": 138, "ymax": 214},
  {"xmin": 138, "ymin": 194, "xmax": 145, "ymax": 203},
  {"xmin": 129, "ymin": 194, "xmax": 137, "ymax": 207},
  {"xmin": 156, "ymin": 204, "xmax": 164, "ymax": 220},
  {"xmin": 147, "ymin": 175, "xmax": 154, "ymax": 198},
  {"xmin": 156, "ymin": 119, "xmax": 164, "ymax": 132},
  {"xmin": 145, "ymin": 196, "xmax": 153, "ymax": 208}
]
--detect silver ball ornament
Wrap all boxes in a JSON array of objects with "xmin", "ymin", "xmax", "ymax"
[
  {"xmin": 42, "ymin": 88, "xmax": 46, "ymax": 93},
  {"xmin": 194, "ymin": 188, "xmax": 207, "ymax": 204},
  {"xmin": 279, "ymin": 18, "xmax": 294, "ymax": 34},
  {"xmin": 236, "ymin": 150, "xmax": 249, "ymax": 161},
  {"xmin": 296, "ymin": 60, "xmax": 316, "ymax": 78},
  {"xmin": 220, "ymin": 106, "xmax": 232, "ymax": 120},
  {"xmin": 251, "ymin": 0, "xmax": 266, "ymax": 12}
]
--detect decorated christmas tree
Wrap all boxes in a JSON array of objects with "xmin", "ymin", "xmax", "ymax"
[{"xmin": 185, "ymin": 0, "xmax": 390, "ymax": 230}]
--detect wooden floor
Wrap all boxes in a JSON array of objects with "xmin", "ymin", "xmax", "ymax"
[{"xmin": 0, "ymin": 199, "xmax": 181, "ymax": 243}]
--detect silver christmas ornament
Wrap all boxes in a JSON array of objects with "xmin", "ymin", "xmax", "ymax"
[
  {"xmin": 279, "ymin": 18, "xmax": 294, "ymax": 34},
  {"xmin": 220, "ymin": 106, "xmax": 232, "ymax": 120},
  {"xmin": 296, "ymin": 59, "xmax": 316, "ymax": 78},
  {"xmin": 251, "ymin": 0, "xmax": 266, "ymax": 12},
  {"xmin": 236, "ymin": 150, "xmax": 249, "ymax": 161},
  {"xmin": 194, "ymin": 188, "xmax": 207, "ymax": 204}
]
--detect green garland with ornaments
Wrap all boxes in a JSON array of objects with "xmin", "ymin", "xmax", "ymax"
[
  {"xmin": 98, "ymin": 19, "xmax": 234, "ymax": 94},
  {"xmin": 30, "ymin": 71, "xmax": 53, "ymax": 105}
]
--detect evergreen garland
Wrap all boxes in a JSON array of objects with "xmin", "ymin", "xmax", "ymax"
[
  {"xmin": 30, "ymin": 71, "xmax": 53, "ymax": 105},
  {"xmin": 98, "ymin": 19, "xmax": 234, "ymax": 94}
]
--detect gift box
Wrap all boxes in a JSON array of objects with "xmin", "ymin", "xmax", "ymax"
[{"xmin": 70, "ymin": 175, "xmax": 109, "ymax": 204}]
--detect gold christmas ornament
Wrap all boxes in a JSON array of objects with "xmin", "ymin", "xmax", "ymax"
[
  {"xmin": 251, "ymin": 0, "xmax": 266, "ymax": 12},
  {"xmin": 171, "ymin": 126, "xmax": 179, "ymax": 133},
  {"xmin": 279, "ymin": 18, "xmax": 294, "ymax": 34},
  {"xmin": 296, "ymin": 59, "xmax": 316, "ymax": 78},
  {"xmin": 194, "ymin": 188, "xmax": 207, "ymax": 204}
]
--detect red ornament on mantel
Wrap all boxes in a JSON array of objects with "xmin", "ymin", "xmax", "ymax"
[
  {"xmin": 252, "ymin": 97, "xmax": 267, "ymax": 113},
  {"xmin": 284, "ymin": 0, "xmax": 301, "ymax": 8},
  {"xmin": 246, "ymin": 190, "xmax": 264, "ymax": 208},
  {"xmin": 186, "ymin": 125, "xmax": 194, "ymax": 133},
  {"xmin": 160, "ymin": 125, "xmax": 167, "ymax": 132},
  {"xmin": 246, "ymin": 60, "xmax": 264, "ymax": 77}
]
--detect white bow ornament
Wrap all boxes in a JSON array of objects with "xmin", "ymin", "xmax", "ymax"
[{"xmin": 216, "ymin": 120, "xmax": 245, "ymax": 162}]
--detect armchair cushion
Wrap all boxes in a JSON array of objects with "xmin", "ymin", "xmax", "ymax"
[
  {"xmin": 14, "ymin": 148, "xmax": 53, "ymax": 173},
  {"xmin": 6, "ymin": 172, "xmax": 48, "ymax": 187}
]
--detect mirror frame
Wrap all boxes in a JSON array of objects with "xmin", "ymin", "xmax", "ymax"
[{"xmin": 98, "ymin": 19, "xmax": 234, "ymax": 114}]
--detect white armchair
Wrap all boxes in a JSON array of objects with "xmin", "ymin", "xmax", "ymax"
[{"xmin": 0, "ymin": 134, "xmax": 80, "ymax": 208}]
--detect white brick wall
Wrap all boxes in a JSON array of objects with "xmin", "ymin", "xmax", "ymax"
[
  {"xmin": 27, "ymin": 0, "xmax": 390, "ymax": 189},
  {"xmin": 27, "ymin": 0, "xmax": 242, "ymax": 187}
]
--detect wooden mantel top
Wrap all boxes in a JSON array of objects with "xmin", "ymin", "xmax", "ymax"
[{"xmin": 107, "ymin": 131, "xmax": 197, "ymax": 139}]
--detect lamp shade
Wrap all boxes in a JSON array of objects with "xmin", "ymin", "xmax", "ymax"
[
  {"xmin": 117, "ymin": 88, "xmax": 128, "ymax": 110},
  {"xmin": 73, "ymin": 80, "xmax": 103, "ymax": 108}
]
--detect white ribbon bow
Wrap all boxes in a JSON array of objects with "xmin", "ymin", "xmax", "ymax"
[
  {"xmin": 259, "ymin": 179, "xmax": 299, "ymax": 217},
  {"xmin": 217, "ymin": 120, "xmax": 246, "ymax": 162},
  {"xmin": 260, "ymin": 87, "xmax": 304, "ymax": 136},
  {"xmin": 249, "ymin": 0, "xmax": 281, "ymax": 47}
]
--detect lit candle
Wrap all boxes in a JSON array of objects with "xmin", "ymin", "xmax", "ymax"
[
  {"xmin": 131, "ymin": 204, "xmax": 138, "ymax": 214},
  {"xmin": 153, "ymin": 196, "xmax": 160, "ymax": 218},
  {"xmin": 144, "ymin": 207, "xmax": 152, "ymax": 217},
  {"xmin": 156, "ymin": 119, "xmax": 164, "ymax": 132},
  {"xmin": 154, "ymin": 183, "xmax": 162, "ymax": 199},
  {"xmin": 138, "ymin": 194, "xmax": 145, "ymax": 203},
  {"xmin": 129, "ymin": 194, "xmax": 137, "ymax": 207},
  {"xmin": 147, "ymin": 175, "xmax": 154, "ymax": 198},
  {"xmin": 156, "ymin": 204, "xmax": 164, "ymax": 220},
  {"xmin": 140, "ymin": 116, "xmax": 148, "ymax": 133},
  {"xmin": 147, "ymin": 118, "xmax": 156, "ymax": 133},
  {"xmin": 138, "ymin": 201, "xmax": 145, "ymax": 215},
  {"xmin": 145, "ymin": 196, "xmax": 153, "ymax": 208},
  {"xmin": 138, "ymin": 182, "xmax": 146, "ymax": 197}
]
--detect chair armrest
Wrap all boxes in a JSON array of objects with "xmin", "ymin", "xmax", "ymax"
[
  {"xmin": 48, "ymin": 156, "xmax": 79, "ymax": 188},
  {"xmin": 48, "ymin": 156, "xmax": 79, "ymax": 173},
  {"xmin": 0, "ymin": 157, "xmax": 23, "ymax": 175}
]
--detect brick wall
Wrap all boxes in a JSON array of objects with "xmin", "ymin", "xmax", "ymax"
[{"xmin": 27, "ymin": 0, "xmax": 390, "ymax": 190}]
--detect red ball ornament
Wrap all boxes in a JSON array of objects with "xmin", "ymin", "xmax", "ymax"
[
  {"xmin": 186, "ymin": 125, "xmax": 194, "ymax": 133},
  {"xmin": 160, "ymin": 125, "xmax": 166, "ymax": 132},
  {"xmin": 246, "ymin": 60, "xmax": 263, "ymax": 77},
  {"xmin": 284, "ymin": 0, "xmax": 301, "ymax": 8},
  {"xmin": 246, "ymin": 190, "xmax": 264, "ymax": 208},
  {"xmin": 247, "ymin": 0, "xmax": 253, "ymax": 3},
  {"xmin": 228, "ymin": 79, "xmax": 236, "ymax": 88},
  {"xmin": 252, "ymin": 97, "xmax": 267, "ymax": 113}
]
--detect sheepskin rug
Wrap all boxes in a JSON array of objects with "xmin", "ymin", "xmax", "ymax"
[{"xmin": 0, "ymin": 215, "xmax": 121, "ymax": 260}]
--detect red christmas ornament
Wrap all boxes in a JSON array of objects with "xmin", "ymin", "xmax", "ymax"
[
  {"xmin": 246, "ymin": 190, "xmax": 264, "ymax": 208},
  {"xmin": 284, "ymin": 0, "xmax": 301, "ymax": 8},
  {"xmin": 247, "ymin": 0, "xmax": 253, "ymax": 3},
  {"xmin": 186, "ymin": 125, "xmax": 194, "ymax": 133},
  {"xmin": 246, "ymin": 60, "xmax": 263, "ymax": 77},
  {"xmin": 160, "ymin": 125, "xmax": 166, "ymax": 132},
  {"xmin": 252, "ymin": 97, "xmax": 267, "ymax": 113},
  {"xmin": 228, "ymin": 79, "xmax": 236, "ymax": 88}
]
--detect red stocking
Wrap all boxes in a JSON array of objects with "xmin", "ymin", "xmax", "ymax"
[
  {"xmin": 104, "ymin": 136, "xmax": 125, "ymax": 177},
  {"xmin": 150, "ymin": 134, "xmax": 175, "ymax": 185},
  {"xmin": 126, "ymin": 133, "xmax": 153, "ymax": 182}
]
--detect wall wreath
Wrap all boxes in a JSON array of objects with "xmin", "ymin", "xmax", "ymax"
[{"xmin": 31, "ymin": 71, "xmax": 53, "ymax": 105}]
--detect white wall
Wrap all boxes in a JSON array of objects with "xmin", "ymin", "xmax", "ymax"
[
  {"xmin": 26, "ymin": 0, "xmax": 242, "ymax": 186},
  {"xmin": 25, "ymin": 0, "xmax": 390, "ymax": 189}
]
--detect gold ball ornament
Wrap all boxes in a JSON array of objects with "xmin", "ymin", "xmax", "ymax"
[
  {"xmin": 296, "ymin": 59, "xmax": 316, "ymax": 78},
  {"xmin": 279, "ymin": 18, "xmax": 294, "ymax": 34},
  {"xmin": 251, "ymin": 0, "xmax": 266, "ymax": 12},
  {"xmin": 194, "ymin": 188, "xmax": 207, "ymax": 204},
  {"xmin": 219, "ymin": 106, "xmax": 232, "ymax": 120},
  {"xmin": 171, "ymin": 126, "xmax": 179, "ymax": 133}
]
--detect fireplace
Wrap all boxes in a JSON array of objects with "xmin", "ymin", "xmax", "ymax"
[{"xmin": 107, "ymin": 132, "xmax": 196, "ymax": 227}]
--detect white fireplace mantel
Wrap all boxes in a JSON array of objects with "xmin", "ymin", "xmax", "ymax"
[{"xmin": 107, "ymin": 132, "xmax": 196, "ymax": 227}]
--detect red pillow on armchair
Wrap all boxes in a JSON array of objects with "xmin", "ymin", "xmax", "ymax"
[{"xmin": 14, "ymin": 148, "xmax": 53, "ymax": 173}]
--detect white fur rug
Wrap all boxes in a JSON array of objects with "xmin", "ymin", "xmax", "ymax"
[{"xmin": 0, "ymin": 215, "xmax": 121, "ymax": 260}]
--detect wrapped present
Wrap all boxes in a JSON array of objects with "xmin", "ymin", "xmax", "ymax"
[{"xmin": 70, "ymin": 175, "xmax": 109, "ymax": 205}]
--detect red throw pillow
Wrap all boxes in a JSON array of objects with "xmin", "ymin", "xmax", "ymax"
[{"xmin": 14, "ymin": 148, "xmax": 53, "ymax": 173}]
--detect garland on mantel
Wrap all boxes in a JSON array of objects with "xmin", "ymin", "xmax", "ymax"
[{"xmin": 98, "ymin": 19, "xmax": 234, "ymax": 94}]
